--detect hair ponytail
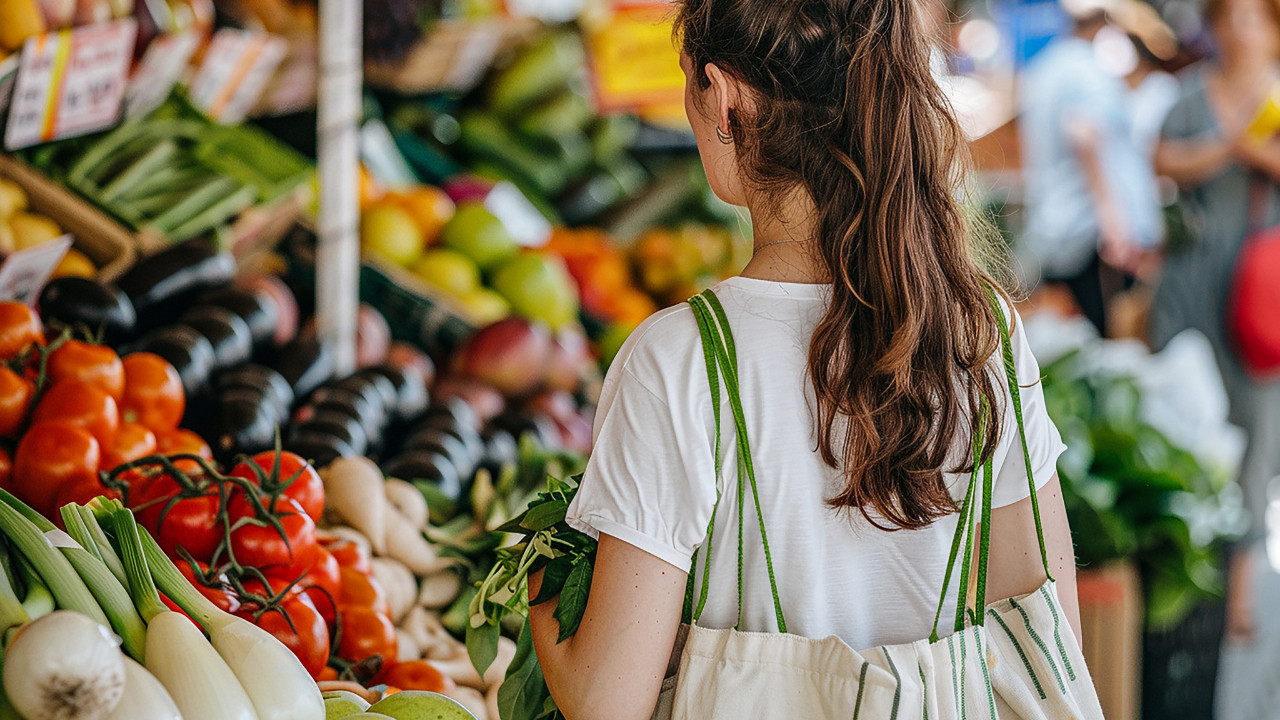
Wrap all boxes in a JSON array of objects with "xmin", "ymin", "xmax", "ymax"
[{"xmin": 677, "ymin": 0, "xmax": 1006, "ymax": 529}]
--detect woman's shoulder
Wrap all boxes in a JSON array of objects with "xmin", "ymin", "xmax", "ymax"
[{"xmin": 604, "ymin": 302, "xmax": 704, "ymax": 394}]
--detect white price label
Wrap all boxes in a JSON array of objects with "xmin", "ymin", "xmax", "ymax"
[
  {"xmin": 187, "ymin": 29, "xmax": 286, "ymax": 124},
  {"xmin": 4, "ymin": 20, "xmax": 138, "ymax": 150},
  {"xmin": 125, "ymin": 31, "xmax": 199, "ymax": 119},
  {"xmin": 0, "ymin": 235, "xmax": 73, "ymax": 305}
]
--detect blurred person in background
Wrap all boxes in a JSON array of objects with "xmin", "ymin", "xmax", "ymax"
[
  {"xmin": 1019, "ymin": 0, "xmax": 1164, "ymax": 335},
  {"xmin": 1153, "ymin": 0, "xmax": 1280, "ymax": 641}
]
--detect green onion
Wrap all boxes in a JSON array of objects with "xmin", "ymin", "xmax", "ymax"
[
  {"xmin": 0, "ymin": 548, "xmax": 29, "ymax": 647},
  {"xmin": 62, "ymin": 503, "xmax": 128, "ymax": 588},
  {"xmin": 0, "ymin": 491, "xmax": 146, "ymax": 661},
  {"xmin": 15, "ymin": 557, "xmax": 53, "ymax": 620},
  {"xmin": 110, "ymin": 506, "xmax": 168, "ymax": 623}
]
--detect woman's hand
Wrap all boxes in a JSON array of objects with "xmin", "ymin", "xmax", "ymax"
[{"xmin": 530, "ymin": 534, "xmax": 686, "ymax": 720}]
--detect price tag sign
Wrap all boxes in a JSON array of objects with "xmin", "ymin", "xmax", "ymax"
[
  {"xmin": 187, "ymin": 29, "xmax": 286, "ymax": 124},
  {"xmin": 4, "ymin": 20, "xmax": 138, "ymax": 150},
  {"xmin": 125, "ymin": 31, "xmax": 200, "ymax": 119},
  {"xmin": 586, "ymin": 3, "xmax": 685, "ymax": 114},
  {"xmin": 0, "ymin": 235, "xmax": 72, "ymax": 305}
]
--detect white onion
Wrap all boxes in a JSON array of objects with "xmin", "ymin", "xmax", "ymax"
[{"xmin": 2, "ymin": 610, "xmax": 125, "ymax": 720}]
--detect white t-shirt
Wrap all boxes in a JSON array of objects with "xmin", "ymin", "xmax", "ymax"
[{"xmin": 566, "ymin": 276, "xmax": 1067, "ymax": 650}]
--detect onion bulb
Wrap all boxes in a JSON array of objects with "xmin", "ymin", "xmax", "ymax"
[
  {"xmin": 105, "ymin": 658, "xmax": 182, "ymax": 720},
  {"xmin": 2, "ymin": 610, "xmax": 125, "ymax": 720}
]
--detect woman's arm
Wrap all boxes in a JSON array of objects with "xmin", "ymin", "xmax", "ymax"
[
  {"xmin": 986, "ymin": 474, "xmax": 1082, "ymax": 641},
  {"xmin": 1155, "ymin": 136, "xmax": 1235, "ymax": 189},
  {"xmin": 529, "ymin": 534, "xmax": 686, "ymax": 720},
  {"xmin": 1233, "ymin": 136, "xmax": 1280, "ymax": 183}
]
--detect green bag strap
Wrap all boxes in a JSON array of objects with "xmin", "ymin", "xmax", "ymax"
[
  {"xmin": 930, "ymin": 406, "xmax": 985, "ymax": 641},
  {"xmin": 686, "ymin": 290, "xmax": 789, "ymax": 633},
  {"xmin": 684, "ymin": 296, "xmax": 726, "ymax": 624}
]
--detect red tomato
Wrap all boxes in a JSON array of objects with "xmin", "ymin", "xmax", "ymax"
[
  {"xmin": 336, "ymin": 605, "xmax": 397, "ymax": 664},
  {"xmin": 47, "ymin": 340, "xmax": 125, "ymax": 400},
  {"xmin": 119, "ymin": 353, "xmax": 184, "ymax": 431},
  {"xmin": 153, "ymin": 428, "xmax": 213, "ymax": 474},
  {"xmin": 0, "ymin": 448, "xmax": 13, "ymax": 495},
  {"xmin": 132, "ymin": 476, "xmax": 223, "ymax": 562},
  {"xmin": 297, "ymin": 547, "xmax": 340, "ymax": 625},
  {"xmin": 0, "ymin": 303, "xmax": 42, "ymax": 359},
  {"xmin": 323, "ymin": 537, "xmax": 372, "ymax": 575},
  {"xmin": 227, "ymin": 494, "xmax": 319, "ymax": 577},
  {"xmin": 13, "ymin": 423, "xmax": 99, "ymax": 514},
  {"xmin": 32, "ymin": 380, "xmax": 119, "ymax": 447},
  {"xmin": 316, "ymin": 667, "xmax": 338, "ymax": 682},
  {"xmin": 376, "ymin": 659, "xmax": 454, "ymax": 693},
  {"xmin": 244, "ymin": 592, "xmax": 331, "ymax": 678},
  {"xmin": 229, "ymin": 452, "xmax": 324, "ymax": 524},
  {"xmin": 174, "ymin": 559, "xmax": 241, "ymax": 614},
  {"xmin": 52, "ymin": 477, "xmax": 121, "ymax": 512},
  {"xmin": 101, "ymin": 422, "xmax": 157, "ymax": 471},
  {"xmin": 337, "ymin": 565, "xmax": 390, "ymax": 616},
  {"xmin": 0, "ymin": 367, "xmax": 33, "ymax": 437}
]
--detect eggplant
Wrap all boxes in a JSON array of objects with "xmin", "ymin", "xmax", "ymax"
[
  {"xmin": 309, "ymin": 385, "xmax": 385, "ymax": 431},
  {"xmin": 402, "ymin": 427, "xmax": 473, "ymax": 474},
  {"xmin": 214, "ymin": 364, "xmax": 294, "ymax": 420},
  {"xmin": 360, "ymin": 365, "xmax": 429, "ymax": 422},
  {"xmin": 286, "ymin": 431, "xmax": 357, "ymax": 469},
  {"xmin": 132, "ymin": 325, "xmax": 216, "ymax": 396},
  {"xmin": 328, "ymin": 376, "xmax": 391, "ymax": 430},
  {"xmin": 199, "ymin": 286, "xmax": 280, "ymax": 349},
  {"xmin": 181, "ymin": 306, "xmax": 253, "ymax": 369},
  {"xmin": 291, "ymin": 412, "xmax": 369, "ymax": 457},
  {"xmin": 117, "ymin": 237, "xmax": 235, "ymax": 329},
  {"xmin": 490, "ymin": 410, "xmax": 559, "ymax": 450},
  {"xmin": 275, "ymin": 336, "xmax": 334, "ymax": 400},
  {"xmin": 417, "ymin": 412, "xmax": 483, "ymax": 462},
  {"xmin": 347, "ymin": 371, "xmax": 397, "ymax": 419},
  {"xmin": 479, "ymin": 429, "xmax": 519, "ymax": 476},
  {"xmin": 422, "ymin": 398, "xmax": 479, "ymax": 433},
  {"xmin": 208, "ymin": 394, "xmax": 278, "ymax": 461},
  {"xmin": 38, "ymin": 277, "xmax": 136, "ymax": 344},
  {"xmin": 383, "ymin": 451, "xmax": 462, "ymax": 501}
]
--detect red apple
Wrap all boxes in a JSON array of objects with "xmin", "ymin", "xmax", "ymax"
[
  {"xmin": 456, "ymin": 317, "xmax": 552, "ymax": 397},
  {"xmin": 544, "ymin": 325, "xmax": 591, "ymax": 392},
  {"xmin": 388, "ymin": 341, "xmax": 437, "ymax": 389},
  {"xmin": 356, "ymin": 304, "xmax": 392, "ymax": 368}
]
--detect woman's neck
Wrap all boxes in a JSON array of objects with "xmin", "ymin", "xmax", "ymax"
[{"xmin": 739, "ymin": 189, "xmax": 828, "ymax": 284}]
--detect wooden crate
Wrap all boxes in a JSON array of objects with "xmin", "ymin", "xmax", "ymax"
[
  {"xmin": 1078, "ymin": 560, "xmax": 1144, "ymax": 720},
  {"xmin": 0, "ymin": 153, "xmax": 135, "ymax": 282}
]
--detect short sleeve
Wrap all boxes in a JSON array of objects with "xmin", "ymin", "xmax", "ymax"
[
  {"xmin": 565, "ymin": 310, "xmax": 718, "ymax": 571},
  {"xmin": 991, "ymin": 307, "xmax": 1068, "ymax": 509}
]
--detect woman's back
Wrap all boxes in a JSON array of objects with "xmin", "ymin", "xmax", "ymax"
[{"xmin": 567, "ymin": 277, "xmax": 1066, "ymax": 650}]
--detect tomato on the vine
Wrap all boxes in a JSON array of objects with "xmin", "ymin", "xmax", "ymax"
[
  {"xmin": 47, "ymin": 340, "xmax": 124, "ymax": 400},
  {"xmin": 14, "ymin": 422, "xmax": 99, "ymax": 514},
  {"xmin": 32, "ymin": 380, "xmax": 119, "ymax": 447},
  {"xmin": 0, "ymin": 448, "xmax": 13, "ymax": 495},
  {"xmin": 227, "ymin": 494, "xmax": 319, "ymax": 577},
  {"xmin": 101, "ymin": 422, "xmax": 158, "ymax": 471},
  {"xmin": 241, "ymin": 592, "xmax": 330, "ymax": 678},
  {"xmin": 336, "ymin": 604, "xmax": 397, "ymax": 664},
  {"xmin": 337, "ymin": 565, "xmax": 390, "ymax": 616},
  {"xmin": 376, "ymin": 659, "xmax": 453, "ymax": 693},
  {"xmin": 0, "ymin": 303, "xmax": 42, "ymax": 359},
  {"xmin": 174, "ymin": 559, "xmax": 241, "ymax": 614},
  {"xmin": 132, "ymin": 476, "xmax": 223, "ymax": 562},
  {"xmin": 297, "ymin": 546, "xmax": 340, "ymax": 625},
  {"xmin": 323, "ymin": 537, "xmax": 372, "ymax": 575},
  {"xmin": 228, "ymin": 451, "xmax": 324, "ymax": 523},
  {"xmin": 52, "ymin": 478, "xmax": 121, "ymax": 514},
  {"xmin": 153, "ymin": 428, "xmax": 213, "ymax": 474},
  {"xmin": 119, "ymin": 353, "xmax": 184, "ymax": 431},
  {"xmin": 0, "ymin": 367, "xmax": 33, "ymax": 438}
]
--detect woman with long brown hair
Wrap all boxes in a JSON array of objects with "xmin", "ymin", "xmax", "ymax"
[{"xmin": 528, "ymin": 1, "xmax": 1087, "ymax": 717}]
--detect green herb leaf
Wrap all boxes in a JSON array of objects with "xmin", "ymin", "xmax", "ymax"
[
  {"xmin": 554, "ymin": 555, "xmax": 593, "ymax": 643},
  {"xmin": 466, "ymin": 619, "xmax": 501, "ymax": 678},
  {"xmin": 531, "ymin": 555, "xmax": 574, "ymax": 606},
  {"xmin": 521, "ymin": 500, "xmax": 569, "ymax": 533},
  {"xmin": 500, "ymin": 619, "xmax": 552, "ymax": 720}
]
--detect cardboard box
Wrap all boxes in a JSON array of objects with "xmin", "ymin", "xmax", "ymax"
[
  {"xmin": 1078, "ymin": 560, "xmax": 1144, "ymax": 720},
  {"xmin": 0, "ymin": 152, "xmax": 135, "ymax": 282}
]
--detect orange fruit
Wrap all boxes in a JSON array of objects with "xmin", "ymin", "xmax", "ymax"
[{"xmin": 395, "ymin": 186, "xmax": 455, "ymax": 245}]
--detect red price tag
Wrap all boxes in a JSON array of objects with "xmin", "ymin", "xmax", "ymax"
[
  {"xmin": 187, "ymin": 29, "xmax": 286, "ymax": 124},
  {"xmin": 4, "ymin": 20, "xmax": 138, "ymax": 150}
]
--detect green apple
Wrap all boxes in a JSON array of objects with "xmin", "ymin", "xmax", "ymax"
[
  {"xmin": 412, "ymin": 248, "xmax": 481, "ymax": 297},
  {"xmin": 454, "ymin": 287, "xmax": 511, "ymax": 325},
  {"xmin": 324, "ymin": 690, "xmax": 371, "ymax": 719},
  {"xmin": 491, "ymin": 252, "xmax": 580, "ymax": 330},
  {"xmin": 332, "ymin": 714, "xmax": 395, "ymax": 720},
  {"xmin": 440, "ymin": 202, "xmax": 517, "ymax": 270},
  {"xmin": 363, "ymin": 204, "xmax": 425, "ymax": 267},
  {"xmin": 366, "ymin": 690, "xmax": 476, "ymax": 720}
]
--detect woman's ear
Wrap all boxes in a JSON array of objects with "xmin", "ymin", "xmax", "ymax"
[{"xmin": 704, "ymin": 62, "xmax": 736, "ymax": 135}]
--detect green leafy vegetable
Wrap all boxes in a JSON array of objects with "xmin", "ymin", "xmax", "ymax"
[{"xmin": 554, "ymin": 557, "xmax": 593, "ymax": 643}]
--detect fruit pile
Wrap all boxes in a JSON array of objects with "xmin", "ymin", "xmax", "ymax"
[{"xmin": 0, "ymin": 178, "xmax": 100, "ymax": 279}]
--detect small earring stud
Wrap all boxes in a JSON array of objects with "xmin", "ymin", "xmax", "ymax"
[{"xmin": 715, "ymin": 126, "xmax": 733, "ymax": 144}]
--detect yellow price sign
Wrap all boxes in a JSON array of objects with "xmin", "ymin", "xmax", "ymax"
[{"xmin": 587, "ymin": 3, "xmax": 685, "ymax": 116}]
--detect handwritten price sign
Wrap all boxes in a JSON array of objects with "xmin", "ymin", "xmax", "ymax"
[
  {"xmin": 187, "ymin": 29, "xmax": 286, "ymax": 124},
  {"xmin": 4, "ymin": 20, "xmax": 138, "ymax": 150}
]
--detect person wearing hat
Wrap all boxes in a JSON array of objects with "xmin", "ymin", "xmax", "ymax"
[{"xmin": 1019, "ymin": 0, "xmax": 1164, "ymax": 335}]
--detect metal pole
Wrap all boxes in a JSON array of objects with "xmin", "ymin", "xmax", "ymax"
[{"xmin": 315, "ymin": 0, "xmax": 361, "ymax": 375}]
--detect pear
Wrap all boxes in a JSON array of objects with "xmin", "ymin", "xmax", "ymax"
[
  {"xmin": 323, "ymin": 690, "xmax": 370, "ymax": 719},
  {"xmin": 367, "ymin": 690, "xmax": 476, "ymax": 720}
]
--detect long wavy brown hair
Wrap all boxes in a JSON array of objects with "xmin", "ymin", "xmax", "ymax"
[{"xmin": 675, "ymin": 0, "xmax": 1008, "ymax": 530}]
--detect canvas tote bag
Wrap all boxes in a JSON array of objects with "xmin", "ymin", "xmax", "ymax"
[{"xmin": 648, "ymin": 289, "xmax": 1104, "ymax": 720}]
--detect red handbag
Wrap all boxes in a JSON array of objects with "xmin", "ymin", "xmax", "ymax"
[{"xmin": 1228, "ymin": 176, "xmax": 1280, "ymax": 376}]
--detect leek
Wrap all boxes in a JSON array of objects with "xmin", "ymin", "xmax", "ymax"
[
  {"xmin": 111, "ymin": 505, "xmax": 259, "ymax": 720},
  {"xmin": 15, "ymin": 557, "xmax": 54, "ymax": 620},
  {"xmin": 0, "ymin": 492, "xmax": 146, "ymax": 661},
  {"xmin": 114, "ymin": 508, "xmax": 324, "ymax": 720},
  {"xmin": 105, "ymin": 657, "xmax": 184, "ymax": 720},
  {"xmin": 62, "ymin": 504, "xmax": 128, "ymax": 589}
]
